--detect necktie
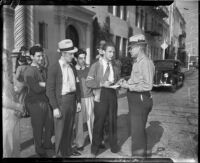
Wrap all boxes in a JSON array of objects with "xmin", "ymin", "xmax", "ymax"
[{"xmin": 102, "ymin": 62, "xmax": 110, "ymax": 83}]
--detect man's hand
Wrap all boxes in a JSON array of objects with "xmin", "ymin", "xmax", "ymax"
[
  {"xmin": 120, "ymin": 80, "xmax": 129, "ymax": 89},
  {"xmin": 101, "ymin": 81, "xmax": 113, "ymax": 88},
  {"xmin": 76, "ymin": 102, "xmax": 81, "ymax": 113},
  {"xmin": 116, "ymin": 78, "xmax": 125, "ymax": 85},
  {"xmin": 53, "ymin": 108, "xmax": 62, "ymax": 119},
  {"xmin": 39, "ymin": 82, "xmax": 46, "ymax": 87}
]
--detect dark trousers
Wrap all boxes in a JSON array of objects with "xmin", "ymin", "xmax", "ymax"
[
  {"xmin": 127, "ymin": 91, "xmax": 153, "ymax": 157},
  {"xmin": 27, "ymin": 101, "xmax": 54, "ymax": 155},
  {"xmin": 91, "ymin": 88, "xmax": 119, "ymax": 154},
  {"xmin": 54, "ymin": 94, "xmax": 76, "ymax": 157}
]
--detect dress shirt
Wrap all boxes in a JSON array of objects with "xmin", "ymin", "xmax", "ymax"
[
  {"xmin": 102, "ymin": 58, "xmax": 114, "ymax": 83},
  {"xmin": 59, "ymin": 58, "xmax": 76, "ymax": 95},
  {"xmin": 127, "ymin": 53, "xmax": 155, "ymax": 92}
]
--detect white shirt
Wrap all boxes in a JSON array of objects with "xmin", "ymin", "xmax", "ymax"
[
  {"xmin": 102, "ymin": 58, "xmax": 114, "ymax": 83},
  {"xmin": 59, "ymin": 58, "xmax": 76, "ymax": 95}
]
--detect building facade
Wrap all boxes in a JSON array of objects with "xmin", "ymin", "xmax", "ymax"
[
  {"xmin": 3, "ymin": 5, "xmax": 172, "ymax": 69},
  {"xmin": 176, "ymin": 0, "xmax": 198, "ymax": 66}
]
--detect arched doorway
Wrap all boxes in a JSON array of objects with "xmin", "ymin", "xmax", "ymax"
[{"xmin": 65, "ymin": 25, "xmax": 79, "ymax": 48}]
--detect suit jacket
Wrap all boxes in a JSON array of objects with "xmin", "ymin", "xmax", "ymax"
[
  {"xmin": 86, "ymin": 59, "xmax": 120, "ymax": 102},
  {"xmin": 46, "ymin": 62, "xmax": 81, "ymax": 110}
]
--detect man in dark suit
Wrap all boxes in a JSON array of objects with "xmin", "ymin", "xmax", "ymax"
[
  {"xmin": 46, "ymin": 39, "xmax": 81, "ymax": 157},
  {"xmin": 86, "ymin": 42, "xmax": 122, "ymax": 157}
]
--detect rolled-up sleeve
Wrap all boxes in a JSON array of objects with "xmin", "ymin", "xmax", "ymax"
[
  {"xmin": 128, "ymin": 59, "xmax": 155, "ymax": 92},
  {"xmin": 86, "ymin": 63, "xmax": 100, "ymax": 89}
]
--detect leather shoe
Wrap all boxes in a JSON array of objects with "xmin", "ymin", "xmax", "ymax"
[
  {"xmin": 37, "ymin": 152, "xmax": 48, "ymax": 158},
  {"xmin": 76, "ymin": 146, "xmax": 84, "ymax": 151},
  {"xmin": 71, "ymin": 150, "xmax": 81, "ymax": 156},
  {"xmin": 99, "ymin": 143, "xmax": 106, "ymax": 149}
]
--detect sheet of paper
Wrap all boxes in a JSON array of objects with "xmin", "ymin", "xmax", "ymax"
[{"xmin": 109, "ymin": 84, "xmax": 121, "ymax": 89}]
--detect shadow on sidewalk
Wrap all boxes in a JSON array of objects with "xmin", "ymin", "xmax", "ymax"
[
  {"xmin": 146, "ymin": 121, "xmax": 164, "ymax": 157},
  {"xmin": 20, "ymin": 138, "xmax": 34, "ymax": 151}
]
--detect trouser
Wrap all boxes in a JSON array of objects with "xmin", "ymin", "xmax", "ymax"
[
  {"xmin": 27, "ymin": 101, "xmax": 53, "ymax": 155},
  {"xmin": 3, "ymin": 108, "xmax": 20, "ymax": 157},
  {"xmin": 91, "ymin": 88, "xmax": 120, "ymax": 154},
  {"xmin": 127, "ymin": 91, "xmax": 153, "ymax": 157},
  {"xmin": 54, "ymin": 93, "xmax": 76, "ymax": 157},
  {"xmin": 75, "ymin": 97, "xmax": 94, "ymax": 147}
]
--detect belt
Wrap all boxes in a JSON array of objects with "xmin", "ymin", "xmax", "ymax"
[
  {"xmin": 128, "ymin": 90, "xmax": 151, "ymax": 97},
  {"xmin": 62, "ymin": 92, "xmax": 75, "ymax": 96}
]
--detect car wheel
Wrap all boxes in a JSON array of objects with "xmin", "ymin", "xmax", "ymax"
[
  {"xmin": 170, "ymin": 84, "xmax": 177, "ymax": 93},
  {"xmin": 180, "ymin": 80, "xmax": 184, "ymax": 87}
]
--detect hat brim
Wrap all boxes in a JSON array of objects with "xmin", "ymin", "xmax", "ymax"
[
  {"xmin": 57, "ymin": 47, "xmax": 78, "ymax": 53},
  {"xmin": 128, "ymin": 41, "xmax": 147, "ymax": 48}
]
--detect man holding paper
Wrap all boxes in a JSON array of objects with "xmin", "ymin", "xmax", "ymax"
[{"xmin": 86, "ymin": 42, "xmax": 121, "ymax": 157}]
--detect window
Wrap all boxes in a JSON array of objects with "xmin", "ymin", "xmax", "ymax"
[
  {"xmin": 122, "ymin": 38, "xmax": 127, "ymax": 57},
  {"xmin": 140, "ymin": 9, "xmax": 144, "ymax": 29},
  {"xmin": 135, "ymin": 6, "xmax": 139, "ymax": 28},
  {"xmin": 151, "ymin": 18, "xmax": 154, "ymax": 31},
  {"xmin": 115, "ymin": 36, "xmax": 121, "ymax": 59},
  {"xmin": 123, "ymin": 6, "xmax": 127, "ymax": 20},
  {"xmin": 145, "ymin": 12, "xmax": 147, "ymax": 30},
  {"xmin": 116, "ymin": 6, "xmax": 120, "ymax": 17},
  {"xmin": 108, "ymin": 6, "xmax": 113, "ymax": 14},
  {"xmin": 39, "ymin": 22, "xmax": 48, "ymax": 49}
]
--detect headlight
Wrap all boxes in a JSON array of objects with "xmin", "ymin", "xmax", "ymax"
[{"xmin": 164, "ymin": 73, "xmax": 169, "ymax": 78}]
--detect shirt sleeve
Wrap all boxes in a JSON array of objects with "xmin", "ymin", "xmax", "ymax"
[
  {"xmin": 24, "ymin": 68, "xmax": 46, "ymax": 94},
  {"xmin": 128, "ymin": 59, "xmax": 155, "ymax": 92},
  {"xmin": 46, "ymin": 65, "xmax": 59, "ymax": 109},
  {"xmin": 86, "ymin": 63, "xmax": 100, "ymax": 89}
]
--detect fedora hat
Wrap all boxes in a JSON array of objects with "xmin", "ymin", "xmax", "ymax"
[
  {"xmin": 128, "ymin": 34, "xmax": 147, "ymax": 47},
  {"xmin": 57, "ymin": 39, "xmax": 78, "ymax": 53}
]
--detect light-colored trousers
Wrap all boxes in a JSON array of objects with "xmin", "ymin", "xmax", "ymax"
[
  {"xmin": 75, "ymin": 96, "xmax": 94, "ymax": 147},
  {"xmin": 3, "ymin": 108, "xmax": 21, "ymax": 157}
]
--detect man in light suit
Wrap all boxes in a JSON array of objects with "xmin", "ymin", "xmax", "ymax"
[{"xmin": 46, "ymin": 39, "xmax": 81, "ymax": 157}]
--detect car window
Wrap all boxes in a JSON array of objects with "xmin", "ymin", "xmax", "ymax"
[{"xmin": 154, "ymin": 61, "xmax": 174, "ymax": 69}]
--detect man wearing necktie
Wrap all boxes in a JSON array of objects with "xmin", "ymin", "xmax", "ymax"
[
  {"xmin": 24, "ymin": 46, "xmax": 54, "ymax": 157},
  {"xmin": 86, "ymin": 42, "xmax": 122, "ymax": 157},
  {"xmin": 46, "ymin": 39, "xmax": 81, "ymax": 157}
]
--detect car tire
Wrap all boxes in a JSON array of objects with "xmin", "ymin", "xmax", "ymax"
[
  {"xmin": 180, "ymin": 81, "xmax": 184, "ymax": 87},
  {"xmin": 170, "ymin": 84, "xmax": 176, "ymax": 93}
]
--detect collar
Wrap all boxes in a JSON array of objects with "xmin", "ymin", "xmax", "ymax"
[
  {"xmin": 136, "ymin": 53, "xmax": 145, "ymax": 63},
  {"xmin": 31, "ymin": 63, "xmax": 40, "ymax": 69},
  {"xmin": 59, "ymin": 57, "xmax": 70, "ymax": 68},
  {"xmin": 102, "ymin": 58, "xmax": 111, "ymax": 66},
  {"xmin": 75, "ymin": 64, "xmax": 85, "ymax": 70}
]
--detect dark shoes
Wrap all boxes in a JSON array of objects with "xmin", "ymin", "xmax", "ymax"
[
  {"xmin": 37, "ymin": 152, "xmax": 48, "ymax": 158},
  {"xmin": 76, "ymin": 146, "xmax": 84, "ymax": 151},
  {"xmin": 99, "ymin": 143, "xmax": 106, "ymax": 149},
  {"xmin": 71, "ymin": 148, "xmax": 81, "ymax": 156}
]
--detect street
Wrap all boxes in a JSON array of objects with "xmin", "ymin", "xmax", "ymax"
[{"xmin": 19, "ymin": 69, "xmax": 198, "ymax": 162}]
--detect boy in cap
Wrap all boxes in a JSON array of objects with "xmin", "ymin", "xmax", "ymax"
[{"xmin": 120, "ymin": 34, "xmax": 155, "ymax": 157}]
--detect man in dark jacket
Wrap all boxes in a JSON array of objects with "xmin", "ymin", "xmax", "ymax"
[
  {"xmin": 46, "ymin": 39, "xmax": 81, "ymax": 157},
  {"xmin": 24, "ymin": 46, "xmax": 54, "ymax": 157}
]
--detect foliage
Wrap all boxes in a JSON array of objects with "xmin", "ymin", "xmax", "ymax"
[{"xmin": 119, "ymin": 56, "xmax": 133, "ymax": 77}]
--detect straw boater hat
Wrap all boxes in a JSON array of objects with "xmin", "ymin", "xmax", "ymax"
[
  {"xmin": 57, "ymin": 39, "xmax": 78, "ymax": 53},
  {"xmin": 128, "ymin": 34, "xmax": 147, "ymax": 47}
]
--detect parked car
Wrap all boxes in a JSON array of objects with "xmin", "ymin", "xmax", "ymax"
[{"xmin": 153, "ymin": 59, "xmax": 185, "ymax": 92}]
